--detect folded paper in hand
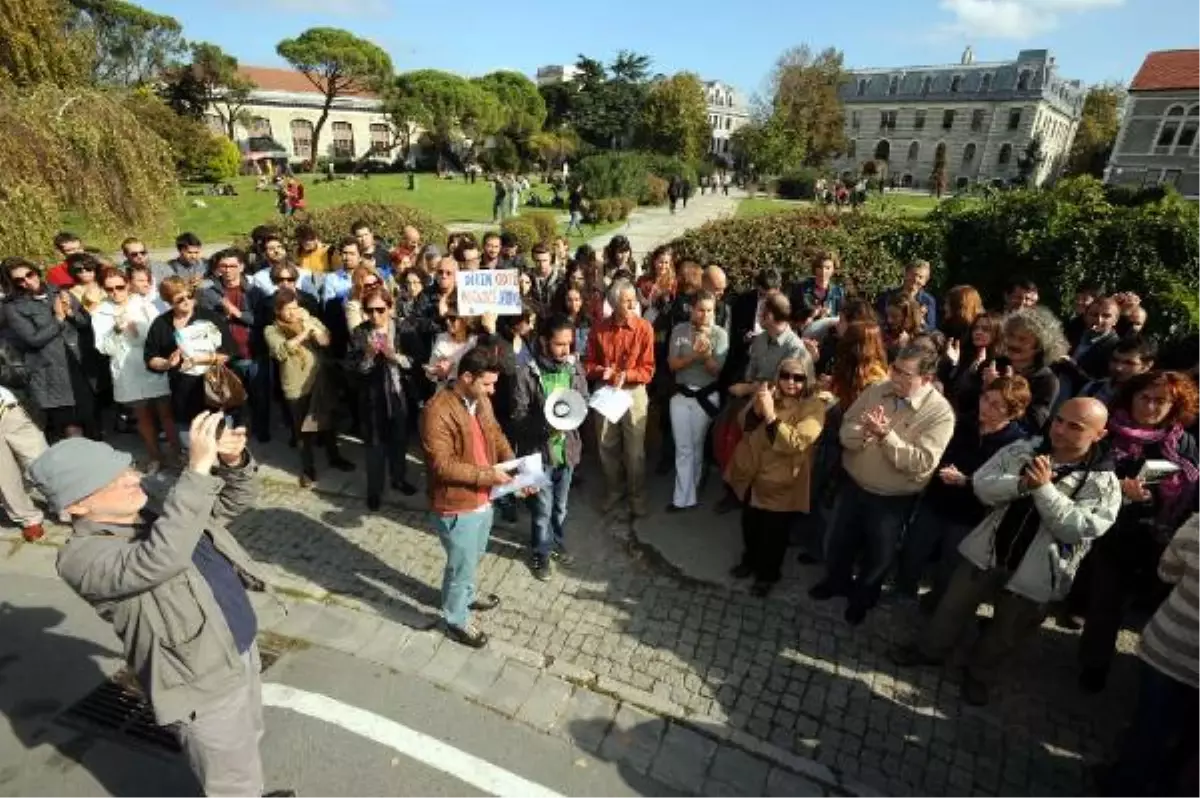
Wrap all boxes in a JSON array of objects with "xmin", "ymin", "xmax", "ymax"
[
  {"xmin": 490, "ymin": 454, "xmax": 551, "ymax": 500},
  {"xmin": 588, "ymin": 386, "xmax": 633, "ymax": 423},
  {"xmin": 1138, "ymin": 459, "xmax": 1181, "ymax": 484}
]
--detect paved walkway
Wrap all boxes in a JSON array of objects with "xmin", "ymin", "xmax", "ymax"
[
  {"xmin": 583, "ymin": 189, "xmax": 742, "ymax": 256},
  {"xmin": 7, "ymin": 427, "xmax": 1137, "ymax": 797}
]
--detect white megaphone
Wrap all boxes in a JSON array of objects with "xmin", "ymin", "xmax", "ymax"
[{"xmin": 544, "ymin": 388, "xmax": 588, "ymax": 431}]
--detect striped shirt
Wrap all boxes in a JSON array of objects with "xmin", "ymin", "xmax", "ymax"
[{"xmin": 1139, "ymin": 514, "xmax": 1200, "ymax": 688}]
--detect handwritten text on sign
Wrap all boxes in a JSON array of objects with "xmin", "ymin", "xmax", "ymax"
[{"xmin": 456, "ymin": 269, "xmax": 522, "ymax": 316}]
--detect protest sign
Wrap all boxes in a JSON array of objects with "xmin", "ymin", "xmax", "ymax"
[{"xmin": 456, "ymin": 269, "xmax": 522, "ymax": 316}]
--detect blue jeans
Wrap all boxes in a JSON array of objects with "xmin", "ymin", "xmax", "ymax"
[
  {"xmin": 1106, "ymin": 660, "xmax": 1199, "ymax": 795},
  {"xmin": 433, "ymin": 505, "xmax": 494, "ymax": 629},
  {"xmin": 823, "ymin": 479, "xmax": 916, "ymax": 610},
  {"xmin": 529, "ymin": 464, "xmax": 573, "ymax": 557}
]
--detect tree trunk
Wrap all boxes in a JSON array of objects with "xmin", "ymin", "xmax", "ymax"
[{"xmin": 310, "ymin": 95, "xmax": 333, "ymax": 174}]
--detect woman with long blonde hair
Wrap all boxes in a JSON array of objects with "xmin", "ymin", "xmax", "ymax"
[
  {"xmin": 830, "ymin": 322, "xmax": 890, "ymax": 410},
  {"xmin": 942, "ymin": 285, "xmax": 985, "ymax": 345}
]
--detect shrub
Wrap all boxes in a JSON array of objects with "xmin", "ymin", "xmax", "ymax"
[
  {"xmin": 523, "ymin": 210, "xmax": 559, "ymax": 245},
  {"xmin": 500, "ymin": 217, "xmax": 539, "ymax": 254},
  {"xmin": 618, "ymin": 197, "xmax": 636, "ymax": 219},
  {"xmin": 196, "ymin": 136, "xmax": 242, "ymax": 183},
  {"xmin": 775, "ymin": 168, "xmax": 822, "ymax": 200},
  {"xmin": 582, "ymin": 197, "xmax": 634, "ymax": 225},
  {"xmin": 248, "ymin": 202, "xmax": 447, "ymax": 254},
  {"xmin": 644, "ymin": 175, "xmax": 669, "ymax": 206}
]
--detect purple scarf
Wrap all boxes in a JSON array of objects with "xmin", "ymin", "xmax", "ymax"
[{"xmin": 1109, "ymin": 410, "xmax": 1199, "ymax": 524}]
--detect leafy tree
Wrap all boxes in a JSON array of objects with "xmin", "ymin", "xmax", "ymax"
[
  {"xmin": 635, "ymin": 72, "xmax": 709, "ymax": 161},
  {"xmin": 276, "ymin": 27, "xmax": 393, "ymax": 170},
  {"xmin": 472, "ymin": 71, "xmax": 546, "ymax": 138},
  {"xmin": 528, "ymin": 129, "xmax": 579, "ymax": 168},
  {"xmin": 1065, "ymin": 84, "xmax": 1123, "ymax": 178},
  {"xmin": 567, "ymin": 52, "xmax": 653, "ymax": 150},
  {"xmin": 160, "ymin": 42, "xmax": 256, "ymax": 137},
  {"xmin": 389, "ymin": 69, "xmax": 501, "ymax": 162},
  {"xmin": 610, "ymin": 50, "xmax": 652, "ymax": 83},
  {"xmin": 0, "ymin": 0, "xmax": 91, "ymax": 88},
  {"xmin": 65, "ymin": 0, "xmax": 185, "ymax": 87},
  {"xmin": 730, "ymin": 116, "xmax": 807, "ymax": 176},
  {"xmin": 767, "ymin": 45, "xmax": 848, "ymax": 167},
  {"xmin": 1017, "ymin": 134, "xmax": 1046, "ymax": 185},
  {"xmin": 539, "ymin": 82, "xmax": 574, "ymax": 129}
]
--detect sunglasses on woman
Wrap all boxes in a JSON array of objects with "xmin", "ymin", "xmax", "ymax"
[
  {"xmin": 104, "ymin": 283, "xmax": 128, "ymax": 293},
  {"xmin": 778, "ymin": 371, "xmax": 806, "ymax": 382}
]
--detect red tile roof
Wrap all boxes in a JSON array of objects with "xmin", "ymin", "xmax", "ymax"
[
  {"xmin": 238, "ymin": 66, "xmax": 379, "ymax": 98},
  {"xmin": 1130, "ymin": 50, "xmax": 1200, "ymax": 92}
]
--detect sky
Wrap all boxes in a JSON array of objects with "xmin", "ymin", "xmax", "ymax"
[{"xmin": 140, "ymin": 0, "xmax": 1197, "ymax": 99}]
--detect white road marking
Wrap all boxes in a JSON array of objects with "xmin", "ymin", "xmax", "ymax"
[{"xmin": 261, "ymin": 683, "xmax": 565, "ymax": 798}]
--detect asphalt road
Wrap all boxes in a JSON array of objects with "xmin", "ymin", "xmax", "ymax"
[{"xmin": 0, "ymin": 574, "xmax": 673, "ymax": 797}]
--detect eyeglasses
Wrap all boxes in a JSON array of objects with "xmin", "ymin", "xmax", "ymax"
[
  {"xmin": 11, "ymin": 271, "xmax": 35, "ymax": 283},
  {"xmin": 778, "ymin": 372, "xmax": 805, "ymax": 382},
  {"xmin": 104, "ymin": 283, "xmax": 128, "ymax": 293},
  {"xmin": 172, "ymin": 295, "xmax": 193, "ymax": 306},
  {"xmin": 365, "ymin": 306, "xmax": 389, "ymax": 314}
]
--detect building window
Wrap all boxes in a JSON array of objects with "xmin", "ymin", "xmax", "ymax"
[
  {"xmin": 847, "ymin": 140, "xmax": 857, "ymax": 159},
  {"xmin": 907, "ymin": 141, "xmax": 919, "ymax": 161},
  {"xmin": 369, "ymin": 123, "xmax": 390, "ymax": 155},
  {"xmin": 856, "ymin": 79, "xmax": 868, "ymax": 97},
  {"xmin": 725, "ymin": 117, "xmax": 732, "ymax": 130},
  {"xmin": 874, "ymin": 140, "xmax": 891, "ymax": 161},
  {"xmin": 722, "ymin": 138, "xmax": 730, "ymax": 153},
  {"xmin": 1017, "ymin": 70, "xmax": 1031, "ymax": 91},
  {"xmin": 1177, "ymin": 106, "xmax": 1199, "ymax": 151},
  {"xmin": 1008, "ymin": 108, "xmax": 1022, "ymax": 130},
  {"xmin": 290, "ymin": 119, "xmax": 314, "ymax": 159},
  {"xmin": 950, "ymin": 75, "xmax": 962, "ymax": 93},
  {"xmin": 934, "ymin": 142, "xmax": 946, "ymax": 164},
  {"xmin": 998, "ymin": 143, "xmax": 1013, "ymax": 166},
  {"xmin": 971, "ymin": 109, "xmax": 985, "ymax": 132},
  {"xmin": 901, "ymin": 173, "xmax": 913, "ymax": 188},
  {"xmin": 980, "ymin": 73, "xmax": 992, "ymax": 93},
  {"xmin": 332, "ymin": 121, "xmax": 355, "ymax": 159},
  {"xmin": 962, "ymin": 143, "xmax": 976, "ymax": 164},
  {"xmin": 1161, "ymin": 169, "xmax": 1182, "ymax": 187},
  {"xmin": 913, "ymin": 110, "xmax": 926, "ymax": 131},
  {"xmin": 921, "ymin": 76, "xmax": 932, "ymax": 96},
  {"xmin": 888, "ymin": 75, "xmax": 899, "ymax": 95},
  {"xmin": 851, "ymin": 111, "xmax": 861, "ymax": 131},
  {"xmin": 956, "ymin": 176, "xmax": 970, "ymax": 191},
  {"xmin": 249, "ymin": 116, "xmax": 272, "ymax": 138},
  {"xmin": 880, "ymin": 110, "xmax": 897, "ymax": 132},
  {"xmin": 1156, "ymin": 105, "xmax": 1186, "ymax": 152},
  {"xmin": 942, "ymin": 109, "xmax": 955, "ymax": 130}
]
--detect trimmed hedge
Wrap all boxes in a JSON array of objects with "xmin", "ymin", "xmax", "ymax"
[
  {"xmin": 574, "ymin": 151, "xmax": 699, "ymax": 205},
  {"xmin": 663, "ymin": 177, "xmax": 1198, "ymax": 338},
  {"xmin": 250, "ymin": 201, "xmax": 447, "ymax": 254},
  {"xmin": 523, "ymin": 210, "xmax": 559, "ymax": 244},
  {"xmin": 583, "ymin": 197, "xmax": 634, "ymax": 225},
  {"xmin": 500, "ymin": 217, "xmax": 539, "ymax": 254}
]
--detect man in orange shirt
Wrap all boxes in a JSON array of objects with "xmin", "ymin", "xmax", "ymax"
[{"xmin": 584, "ymin": 280, "xmax": 656, "ymax": 520}]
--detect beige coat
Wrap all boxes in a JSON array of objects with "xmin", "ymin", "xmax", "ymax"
[{"xmin": 724, "ymin": 394, "xmax": 826, "ymax": 513}]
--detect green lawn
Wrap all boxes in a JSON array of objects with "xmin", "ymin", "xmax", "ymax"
[{"xmin": 735, "ymin": 191, "xmax": 945, "ymax": 220}]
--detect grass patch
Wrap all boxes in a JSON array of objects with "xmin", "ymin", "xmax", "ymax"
[
  {"xmin": 735, "ymin": 191, "xmax": 946, "ymax": 220},
  {"xmin": 735, "ymin": 198, "xmax": 811, "ymax": 218}
]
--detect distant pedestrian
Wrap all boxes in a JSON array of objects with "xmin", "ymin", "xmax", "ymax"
[
  {"xmin": 566, "ymin": 184, "xmax": 585, "ymax": 237},
  {"xmin": 491, "ymin": 175, "xmax": 507, "ymax": 223}
]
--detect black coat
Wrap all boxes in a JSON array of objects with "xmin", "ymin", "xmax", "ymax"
[
  {"xmin": 3, "ymin": 291, "xmax": 80, "ymax": 410},
  {"xmin": 346, "ymin": 321, "xmax": 413, "ymax": 446},
  {"xmin": 922, "ymin": 419, "xmax": 1027, "ymax": 526},
  {"xmin": 143, "ymin": 307, "xmax": 235, "ymax": 424}
]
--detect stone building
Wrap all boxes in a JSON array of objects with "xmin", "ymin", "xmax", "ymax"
[
  {"xmin": 1105, "ymin": 49, "xmax": 1199, "ymax": 199},
  {"xmin": 535, "ymin": 64, "xmax": 581, "ymax": 86},
  {"xmin": 205, "ymin": 66, "xmax": 396, "ymax": 168},
  {"xmin": 704, "ymin": 80, "xmax": 750, "ymax": 164},
  {"xmin": 833, "ymin": 48, "xmax": 1085, "ymax": 190}
]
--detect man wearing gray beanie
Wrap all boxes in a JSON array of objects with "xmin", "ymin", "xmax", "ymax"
[{"xmin": 30, "ymin": 412, "xmax": 283, "ymax": 797}]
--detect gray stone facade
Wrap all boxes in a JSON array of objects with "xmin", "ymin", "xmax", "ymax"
[
  {"xmin": 1105, "ymin": 52, "xmax": 1199, "ymax": 199},
  {"xmin": 834, "ymin": 48, "xmax": 1084, "ymax": 190}
]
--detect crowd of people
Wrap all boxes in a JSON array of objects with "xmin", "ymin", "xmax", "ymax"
[{"xmin": 2, "ymin": 221, "xmax": 1197, "ymax": 795}]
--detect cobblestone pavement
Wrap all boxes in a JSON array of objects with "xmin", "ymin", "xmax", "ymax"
[{"xmin": 20, "ymin": 423, "xmax": 1121, "ymax": 797}]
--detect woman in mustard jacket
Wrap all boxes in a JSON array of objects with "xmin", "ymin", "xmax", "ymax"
[{"xmin": 725, "ymin": 356, "xmax": 827, "ymax": 596}]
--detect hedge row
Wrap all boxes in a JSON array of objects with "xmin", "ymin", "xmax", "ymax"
[
  {"xmin": 249, "ymin": 202, "xmax": 448, "ymax": 256},
  {"xmin": 664, "ymin": 177, "xmax": 1199, "ymax": 337}
]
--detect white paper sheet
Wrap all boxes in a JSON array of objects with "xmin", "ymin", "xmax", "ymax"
[
  {"xmin": 588, "ymin": 386, "xmax": 633, "ymax": 423},
  {"xmin": 490, "ymin": 454, "xmax": 551, "ymax": 499},
  {"xmin": 1138, "ymin": 459, "xmax": 1181, "ymax": 484}
]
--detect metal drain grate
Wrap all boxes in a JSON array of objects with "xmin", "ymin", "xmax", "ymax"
[{"xmin": 56, "ymin": 644, "xmax": 285, "ymax": 756}]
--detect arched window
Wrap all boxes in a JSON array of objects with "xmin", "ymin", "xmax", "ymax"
[
  {"xmin": 962, "ymin": 143, "xmax": 977, "ymax": 164},
  {"xmin": 955, "ymin": 176, "xmax": 970, "ymax": 191},
  {"xmin": 921, "ymin": 76, "xmax": 933, "ymax": 96},
  {"xmin": 907, "ymin": 141, "xmax": 919, "ymax": 161},
  {"xmin": 1017, "ymin": 70, "xmax": 1031, "ymax": 91},
  {"xmin": 331, "ymin": 121, "xmax": 355, "ymax": 159},
  {"xmin": 874, "ymin": 140, "xmax": 891, "ymax": 161},
  {"xmin": 900, "ymin": 173, "xmax": 913, "ymax": 188},
  {"xmin": 249, "ymin": 116, "xmax": 272, "ymax": 138},
  {"xmin": 1178, "ymin": 105, "xmax": 1200, "ymax": 151},
  {"xmin": 997, "ymin": 143, "xmax": 1013, "ymax": 166},
  {"xmin": 1157, "ymin": 105, "xmax": 1187, "ymax": 151},
  {"xmin": 980, "ymin": 73, "xmax": 993, "ymax": 93},
  {"xmin": 290, "ymin": 119, "xmax": 314, "ymax": 159},
  {"xmin": 950, "ymin": 74, "xmax": 962, "ymax": 93},
  {"xmin": 935, "ymin": 142, "xmax": 946, "ymax": 162},
  {"xmin": 888, "ymin": 75, "xmax": 900, "ymax": 95}
]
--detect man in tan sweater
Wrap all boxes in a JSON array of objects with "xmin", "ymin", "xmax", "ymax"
[{"xmin": 810, "ymin": 342, "xmax": 955, "ymax": 625}]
